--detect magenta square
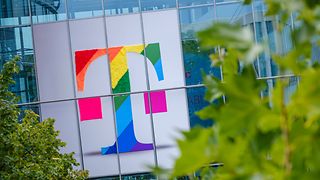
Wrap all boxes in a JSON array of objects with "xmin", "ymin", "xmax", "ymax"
[
  {"xmin": 144, "ymin": 91, "xmax": 167, "ymax": 114},
  {"xmin": 78, "ymin": 97, "xmax": 103, "ymax": 121}
]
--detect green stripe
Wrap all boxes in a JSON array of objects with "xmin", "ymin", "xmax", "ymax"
[
  {"xmin": 113, "ymin": 71, "xmax": 130, "ymax": 94},
  {"xmin": 141, "ymin": 43, "xmax": 160, "ymax": 65},
  {"xmin": 114, "ymin": 95, "xmax": 129, "ymax": 111}
]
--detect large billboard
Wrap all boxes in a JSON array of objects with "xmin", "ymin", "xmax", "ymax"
[{"xmin": 34, "ymin": 10, "xmax": 189, "ymax": 177}]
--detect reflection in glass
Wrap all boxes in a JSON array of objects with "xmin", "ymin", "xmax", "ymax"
[
  {"xmin": 285, "ymin": 76, "xmax": 298, "ymax": 103},
  {"xmin": 312, "ymin": 44, "xmax": 320, "ymax": 64},
  {"xmin": 253, "ymin": 0, "xmax": 293, "ymax": 79},
  {"xmin": 0, "ymin": 0, "xmax": 30, "ymax": 26},
  {"xmin": 140, "ymin": 0, "xmax": 176, "ymax": 11},
  {"xmin": 104, "ymin": 0, "xmax": 139, "ymax": 16},
  {"xmin": 262, "ymin": 76, "xmax": 298, "ymax": 103},
  {"xmin": 178, "ymin": 0, "xmax": 213, "ymax": 7},
  {"xmin": 68, "ymin": 0, "xmax": 103, "ymax": 19},
  {"xmin": 90, "ymin": 176, "xmax": 120, "ymax": 180},
  {"xmin": 216, "ymin": 2, "xmax": 247, "ymax": 23},
  {"xmin": 0, "ymin": 26, "xmax": 38, "ymax": 103},
  {"xmin": 31, "ymin": 0, "xmax": 67, "ymax": 23},
  {"xmin": 18, "ymin": 104, "xmax": 40, "ymax": 121},
  {"xmin": 187, "ymin": 87, "xmax": 213, "ymax": 128},
  {"xmin": 179, "ymin": 6, "xmax": 221, "ymax": 85},
  {"xmin": 121, "ymin": 173, "xmax": 156, "ymax": 180}
]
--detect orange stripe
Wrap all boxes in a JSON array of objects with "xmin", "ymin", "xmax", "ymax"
[
  {"xmin": 77, "ymin": 49, "xmax": 107, "ymax": 91},
  {"xmin": 108, "ymin": 46, "xmax": 123, "ymax": 62}
]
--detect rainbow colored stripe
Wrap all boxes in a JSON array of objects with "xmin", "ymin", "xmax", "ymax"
[
  {"xmin": 102, "ymin": 43, "xmax": 164, "ymax": 154},
  {"xmin": 75, "ymin": 43, "xmax": 165, "ymax": 155}
]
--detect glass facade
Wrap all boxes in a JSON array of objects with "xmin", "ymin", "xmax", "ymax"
[
  {"xmin": 31, "ymin": 0, "xmax": 67, "ymax": 23},
  {"xmin": 0, "ymin": 0, "xmax": 30, "ymax": 26},
  {"xmin": 0, "ymin": 0, "xmax": 298, "ymax": 179}
]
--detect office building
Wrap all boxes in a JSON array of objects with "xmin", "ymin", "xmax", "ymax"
[{"xmin": 0, "ymin": 0, "xmax": 298, "ymax": 179}]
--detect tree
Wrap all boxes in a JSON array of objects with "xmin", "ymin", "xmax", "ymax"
[
  {"xmin": 167, "ymin": 0, "xmax": 320, "ymax": 179},
  {"xmin": 0, "ymin": 57, "xmax": 88, "ymax": 179}
]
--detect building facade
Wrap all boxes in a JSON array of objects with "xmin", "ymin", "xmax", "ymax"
[{"xmin": 0, "ymin": 0, "xmax": 298, "ymax": 179}]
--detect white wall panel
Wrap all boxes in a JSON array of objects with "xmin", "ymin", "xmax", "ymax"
[
  {"xmin": 40, "ymin": 101, "xmax": 83, "ymax": 169},
  {"xmin": 33, "ymin": 22, "xmax": 75, "ymax": 101},
  {"xmin": 69, "ymin": 17, "xmax": 111, "ymax": 98}
]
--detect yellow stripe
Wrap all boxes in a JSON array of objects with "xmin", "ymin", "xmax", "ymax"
[
  {"xmin": 110, "ymin": 45, "xmax": 144, "ymax": 89},
  {"xmin": 124, "ymin": 45, "xmax": 144, "ymax": 53},
  {"xmin": 110, "ymin": 48, "xmax": 128, "ymax": 89}
]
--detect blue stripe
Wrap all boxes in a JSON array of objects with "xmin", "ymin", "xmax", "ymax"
[
  {"xmin": 154, "ymin": 59, "xmax": 164, "ymax": 81},
  {"xmin": 115, "ymin": 96, "xmax": 132, "ymax": 135}
]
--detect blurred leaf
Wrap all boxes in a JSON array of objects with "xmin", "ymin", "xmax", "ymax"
[
  {"xmin": 198, "ymin": 23, "xmax": 262, "ymax": 64},
  {"xmin": 172, "ymin": 128, "xmax": 215, "ymax": 177}
]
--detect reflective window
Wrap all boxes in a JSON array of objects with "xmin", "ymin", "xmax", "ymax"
[
  {"xmin": 216, "ymin": 0, "xmax": 240, "ymax": 3},
  {"xmin": 262, "ymin": 76, "xmax": 298, "ymax": 102},
  {"xmin": 312, "ymin": 44, "xmax": 320, "ymax": 64},
  {"xmin": 178, "ymin": 0, "xmax": 213, "ymax": 7},
  {"xmin": 0, "ymin": 0, "xmax": 30, "ymax": 26},
  {"xmin": 91, "ymin": 176, "xmax": 120, "ymax": 180},
  {"xmin": 141, "ymin": 0, "xmax": 176, "ymax": 11},
  {"xmin": 105, "ymin": 0, "xmax": 139, "ymax": 16},
  {"xmin": 179, "ymin": 6, "xmax": 221, "ymax": 85},
  {"xmin": 252, "ymin": 0, "xmax": 293, "ymax": 77},
  {"xmin": 187, "ymin": 87, "xmax": 213, "ymax": 128},
  {"xmin": 68, "ymin": 0, "xmax": 103, "ymax": 19},
  {"xmin": 285, "ymin": 76, "xmax": 298, "ymax": 103},
  {"xmin": 0, "ymin": 26, "xmax": 38, "ymax": 103},
  {"xmin": 31, "ymin": 0, "xmax": 67, "ymax": 24},
  {"xmin": 121, "ymin": 173, "xmax": 156, "ymax": 180},
  {"xmin": 253, "ymin": 1, "xmax": 273, "ymax": 78},
  {"xmin": 216, "ymin": 2, "xmax": 249, "ymax": 23},
  {"xmin": 19, "ymin": 104, "xmax": 40, "ymax": 120}
]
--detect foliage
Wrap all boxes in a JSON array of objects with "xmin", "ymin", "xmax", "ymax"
[
  {"xmin": 0, "ymin": 57, "xmax": 88, "ymax": 179},
  {"xmin": 167, "ymin": 0, "xmax": 320, "ymax": 179}
]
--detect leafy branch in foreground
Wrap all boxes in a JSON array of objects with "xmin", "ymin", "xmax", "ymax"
[
  {"xmin": 166, "ymin": 0, "xmax": 320, "ymax": 179},
  {"xmin": 0, "ymin": 57, "xmax": 88, "ymax": 179}
]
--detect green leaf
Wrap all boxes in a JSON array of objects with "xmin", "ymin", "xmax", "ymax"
[{"xmin": 172, "ymin": 128, "xmax": 215, "ymax": 177}]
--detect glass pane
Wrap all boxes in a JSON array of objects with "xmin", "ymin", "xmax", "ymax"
[
  {"xmin": 253, "ymin": 0, "xmax": 293, "ymax": 77},
  {"xmin": 31, "ymin": 0, "xmax": 67, "ymax": 23},
  {"xmin": 18, "ymin": 104, "xmax": 40, "ymax": 121},
  {"xmin": 0, "ymin": 26, "xmax": 38, "ymax": 103},
  {"xmin": 187, "ymin": 87, "xmax": 213, "ymax": 128},
  {"xmin": 0, "ymin": 0, "xmax": 30, "ymax": 26},
  {"xmin": 178, "ymin": 0, "xmax": 213, "ymax": 7},
  {"xmin": 312, "ymin": 44, "xmax": 320, "ymax": 64},
  {"xmin": 105, "ymin": 0, "xmax": 140, "ymax": 16},
  {"xmin": 216, "ymin": 1, "xmax": 250, "ymax": 23},
  {"xmin": 179, "ymin": 6, "xmax": 221, "ymax": 85},
  {"xmin": 285, "ymin": 76, "xmax": 298, "ymax": 103},
  {"xmin": 68, "ymin": 0, "xmax": 103, "ymax": 19},
  {"xmin": 90, "ymin": 176, "xmax": 120, "ymax": 180},
  {"xmin": 140, "ymin": 0, "xmax": 176, "ymax": 11},
  {"xmin": 121, "ymin": 173, "xmax": 156, "ymax": 180},
  {"xmin": 263, "ymin": 76, "xmax": 298, "ymax": 103}
]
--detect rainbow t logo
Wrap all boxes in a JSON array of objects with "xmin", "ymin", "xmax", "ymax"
[{"xmin": 75, "ymin": 43, "xmax": 167, "ymax": 155}]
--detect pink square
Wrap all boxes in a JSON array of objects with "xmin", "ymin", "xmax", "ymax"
[
  {"xmin": 144, "ymin": 91, "xmax": 167, "ymax": 114},
  {"xmin": 78, "ymin": 97, "xmax": 103, "ymax": 121}
]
